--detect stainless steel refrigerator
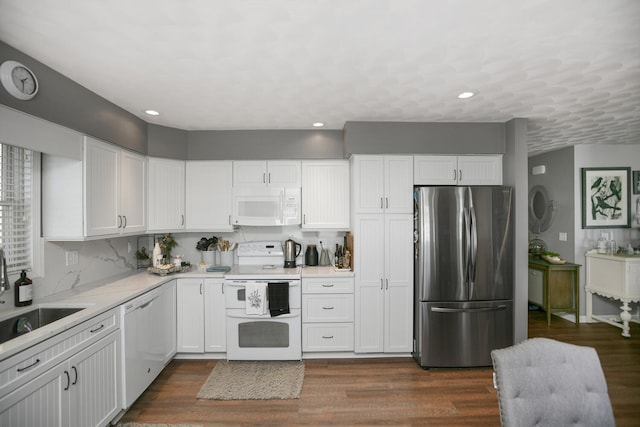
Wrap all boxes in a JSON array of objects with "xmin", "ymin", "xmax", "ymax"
[{"xmin": 413, "ymin": 186, "xmax": 514, "ymax": 368}]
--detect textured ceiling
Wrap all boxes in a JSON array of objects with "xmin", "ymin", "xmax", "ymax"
[{"xmin": 0, "ymin": 0, "xmax": 639, "ymax": 156}]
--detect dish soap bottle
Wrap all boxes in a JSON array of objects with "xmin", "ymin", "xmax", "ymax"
[{"xmin": 14, "ymin": 270, "xmax": 33, "ymax": 307}]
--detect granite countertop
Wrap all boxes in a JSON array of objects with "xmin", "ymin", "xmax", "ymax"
[{"xmin": 0, "ymin": 265, "xmax": 352, "ymax": 361}]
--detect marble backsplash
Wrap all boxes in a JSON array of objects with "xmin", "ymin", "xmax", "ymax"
[{"xmin": 0, "ymin": 227, "xmax": 348, "ymax": 312}]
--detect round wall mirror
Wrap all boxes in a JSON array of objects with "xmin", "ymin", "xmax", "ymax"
[{"xmin": 528, "ymin": 185, "xmax": 556, "ymax": 233}]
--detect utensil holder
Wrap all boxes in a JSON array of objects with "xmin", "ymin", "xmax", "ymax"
[
  {"xmin": 202, "ymin": 250, "xmax": 215, "ymax": 266},
  {"xmin": 220, "ymin": 250, "xmax": 234, "ymax": 266}
]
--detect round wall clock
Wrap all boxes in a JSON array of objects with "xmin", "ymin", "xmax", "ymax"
[{"xmin": 0, "ymin": 60, "xmax": 39, "ymax": 100}]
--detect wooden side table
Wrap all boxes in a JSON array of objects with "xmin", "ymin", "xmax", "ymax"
[{"xmin": 528, "ymin": 257, "xmax": 581, "ymax": 325}]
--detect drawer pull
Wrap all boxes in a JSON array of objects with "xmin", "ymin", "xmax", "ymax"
[
  {"xmin": 322, "ymin": 284, "xmax": 334, "ymax": 287},
  {"xmin": 322, "ymin": 306, "xmax": 335, "ymax": 310},
  {"xmin": 17, "ymin": 358, "xmax": 41, "ymax": 372},
  {"xmin": 90, "ymin": 324, "xmax": 105, "ymax": 333},
  {"xmin": 322, "ymin": 335, "xmax": 334, "ymax": 339},
  {"xmin": 71, "ymin": 366, "xmax": 78, "ymax": 385},
  {"xmin": 64, "ymin": 370, "xmax": 71, "ymax": 391}
]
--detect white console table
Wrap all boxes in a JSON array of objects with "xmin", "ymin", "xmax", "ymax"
[{"xmin": 585, "ymin": 250, "xmax": 640, "ymax": 337}]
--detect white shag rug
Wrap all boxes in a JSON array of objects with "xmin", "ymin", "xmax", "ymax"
[{"xmin": 197, "ymin": 360, "xmax": 305, "ymax": 400}]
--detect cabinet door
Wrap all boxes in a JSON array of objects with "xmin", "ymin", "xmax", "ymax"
[
  {"xmin": 352, "ymin": 156, "xmax": 384, "ymax": 214},
  {"xmin": 301, "ymin": 160, "xmax": 350, "ymax": 229},
  {"xmin": 232, "ymin": 161, "xmax": 267, "ymax": 186},
  {"xmin": 176, "ymin": 279, "xmax": 204, "ymax": 352},
  {"xmin": 84, "ymin": 137, "xmax": 120, "ymax": 236},
  {"xmin": 384, "ymin": 214, "xmax": 414, "ymax": 353},
  {"xmin": 0, "ymin": 362, "xmax": 68, "ymax": 427},
  {"xmin": 458, "ymin": 155, "xmax": 502, "ymax": 185},
  {"xmin": 148, "ymin": 158, "xmax": 185, "ymax": 231},
  {"xmin": 120, "ymin": 150, "xmax": 147, "ymax": 234},
  {"xmin": 68, "ymin": 333, "xmax": 120, "ymax": 427},
  {"xmin": 354, "ymin": 214, "xmax": 385, "ymax": 353},
  {"xmin": 267, "ymin": 161, "xmax": 301, "ymax": 187},
  {"xmin": 186, "ymin": 161, "xmax": 233, "ymax": 230},
  {"xmin": 413, "ymin": 155, "xmax": 458, "ymax": 185},
  {"xmin": 204, "ymin": 279, "xmax": 226, "ymax": 352},
  {"xmin": 384, "ymin": 156, "xmax": 413, "ymax": 214},
  {"xmin": 159, "ymin": 281, "xmax": 177, "ymax": 363}
]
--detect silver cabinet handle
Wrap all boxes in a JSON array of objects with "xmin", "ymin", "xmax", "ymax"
[
  {"xmin": 64, "ymin": 370, "xmax": 71, "ymax": 391},
  {"xmin": 322, "ymin": 335, "xmax": 334, "ymax": 339},
  {"xmin": 458, "ymin": 169, "xmax": 462, "ymax": 181},
  {"xmin": 452, "ymin": 169, "xmax": 456, "ymax": 180},
  {"xmin": 322, "ymin": 306, "xmax": 335, "ymax": 310},
  {"xmin": 117, "ymin": 215, "xmax": 122, "ymax": 228},
  {"xmin": 380, "ymin": 278, "xmax": 384, "ymax": 290},
  {"xmin": 380, "ymin": 197, "xmax": 384, "ymax": 209},
  {"xmin": 386, "ymin": 197, "xmax": 389, "ymax": 209},
  {"xmin": 303, "ymin": 214, "xmax": 306, "ymax": 224},
  {"xmin": 228, "ymin": 214, "xmax": 231, "ymax": 225},
  {"xmin": 263, "ymin": 173, "xmax": 266, "ymax": 183},
  {"xmin": 123, "ymin": 215, "xmax": 127, "ymax": 229},
  {"xmin": 268, "ymin": 173, "xmax": 271, "ymax": 184},
  {"xmin": 322, "ymin": 284, "xmax": 334, "ymax": 287},
  {"xmin": 71, "ymin": 366, "xmax": 78, "ymax": 385},
  {"xmin": 181, "ymin": 214, "xmax": 185, "ymax": 226}
]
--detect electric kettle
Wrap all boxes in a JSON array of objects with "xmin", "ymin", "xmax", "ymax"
[{"xmin": 283, "ymin": 238, "xmax": 302, "ymax": 268}]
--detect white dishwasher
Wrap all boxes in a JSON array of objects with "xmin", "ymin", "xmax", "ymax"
[{"xmin": 120, "ymin": 281, "xmax": 176, "ymax": 409}]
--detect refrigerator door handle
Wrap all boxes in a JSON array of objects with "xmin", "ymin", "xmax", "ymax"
[
  {"xmin": 463, "ymin": 207, "xmax": 471, "ymax": 287},
  {"xmin": 469, "ymin": 205, "xmax": 478, "ymax": 295},
  {"xmin": 431, "ymin": 305, "xmax": 507, "ymax": 313}
]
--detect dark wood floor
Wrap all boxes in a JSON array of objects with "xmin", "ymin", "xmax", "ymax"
[{"xmin": 120, "ymin": 311, "xmax": 640, "ymax": 426}]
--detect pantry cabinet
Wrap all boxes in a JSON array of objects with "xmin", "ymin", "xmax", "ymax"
[
  {"xmin": 185, "ymin": 161, "xmax": 233, "ymax": 231},
  {"xmin": 147, "ymin": 157, "xmax": 186, "ymax": 231},
  {"xmin": 176, "ymin": 278, "xmax": 226, "ymax": 353},
  {"xmin": 414, "ymin": 155, "xmax": 502, "ymax": 185},
  {"xmin": 351, "ymin": 155, "xmax": 413, "ymax": 214},
  {"xmin": 233, "ymin": 160, "xmax": 301, "ymax": 187},
  {"xmin": 43, "ymin": 136, "xmax": 146, "ymax": 239},
  {"xmin": 301, "ymin": 160, "xmax": 350, "ymax": 229},
  {"xmin": 353, "ymin": 213, "xmax": 413, "ymax": 353}
]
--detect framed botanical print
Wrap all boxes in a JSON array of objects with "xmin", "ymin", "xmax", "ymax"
[{"xmin": 581, "ymin": 167, "xmax": 631, "ymax": 229}]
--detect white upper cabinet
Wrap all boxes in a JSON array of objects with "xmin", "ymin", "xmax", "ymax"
[
  {"xmin": 301, "ymin": 160, "xmax": 350, "ymax": 229},
  {"xmin": 147, "ymin": 158, "xmax": 185, "ymax": 232},
  {"xmin": 233, "ymin": 160, "xmax": 301, "ymax": 187},
  {"xmin": 43, "ymin": 136, "xmax": 146, "ymax": 239},
  {"xmin": 351, "ymin": 155, "xmax": 413, "ymax": 214},
  {"xmin": 185, "ymin": 161, "xmax": 233, "ymax": 231},
  {"xmin": 414, "ymin": 155, "xmax": 503, "ymax": 185}
]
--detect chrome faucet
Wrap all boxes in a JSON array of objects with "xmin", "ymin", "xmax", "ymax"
[{"xmin": 0, "ymin": 246, "xmax": 9, "ymax": 302}]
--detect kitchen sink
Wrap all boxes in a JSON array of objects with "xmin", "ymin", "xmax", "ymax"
[{"xmin": 0, "ymin": 307, "xmax": 86, "ymax": 345}]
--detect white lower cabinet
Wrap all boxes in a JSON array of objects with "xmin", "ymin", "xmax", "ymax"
[
  {"xmin": 0, "ymin": 331, "xmax": 120, "ymax": 427},
  {"xmin": 177, "ymin": 278, "xmax": 226, "ymax": 353},
  {"xmin": 354, "ymin": 213, "xmax": 413, "ymax": 353},
  {"xmin": 302, "ymin": 277, "xmax": 354, "ymax": 352}
]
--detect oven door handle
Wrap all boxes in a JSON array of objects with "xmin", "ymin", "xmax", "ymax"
[{"xmin": 225, "ymin": 309, "xmax": 301, "ymax": 319}]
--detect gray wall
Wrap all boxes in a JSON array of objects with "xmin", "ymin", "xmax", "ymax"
[
  {"xmin": 0, "ymin": 40, "xmax": 147, "ymax": 154},
  {"xmin": 187, "ymin": 129, "xmax": 344, "ymax": 160},
  {"xmin": 148, "ymin": 124, "xmax": 188, "ymax": 160},
  {"xmin": 504, "ymin": 118, "xmax": 529, "ymax": 344},
  {"xmin": 528, "ymin": 146, "xmax": 575, "ymax": 261},
  {"xmin": 344, "ymin": 121, "xmax": 505, "ymax": 155}
]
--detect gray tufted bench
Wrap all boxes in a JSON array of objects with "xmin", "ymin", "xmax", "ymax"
[{"xmin": 491, "ymin": 337, "xmax": 615, "ymax": 426}]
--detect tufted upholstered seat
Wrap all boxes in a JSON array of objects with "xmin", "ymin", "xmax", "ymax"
[{"xmin": 491, "ymin": 338, "xmax": 615, "ymax": 427}]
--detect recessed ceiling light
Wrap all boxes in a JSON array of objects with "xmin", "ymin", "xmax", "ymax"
[
  {"xmin": 312, "ymin": 122, "xmax": 325, "ymax": 127},
  {"xmin": 145, "ymin": 109, "xmax": 160, "ymax": 116},
  {"xmin": 457, "ymin": 91, "xmax": 476, "ymax": 99}
]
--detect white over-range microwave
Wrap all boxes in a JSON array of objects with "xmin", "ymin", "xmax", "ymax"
[{"xmin": 232, "ymin": 187, "xmax": 301, "ymax": 226}]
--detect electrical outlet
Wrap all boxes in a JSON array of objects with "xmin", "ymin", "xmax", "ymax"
[
  {"xmin": 65, "ymin": 250, "xmax": 79, "ymax": 266},
  {"xmin": 559, "ymin": 232, "xmax": 567, "ymax": 242}
]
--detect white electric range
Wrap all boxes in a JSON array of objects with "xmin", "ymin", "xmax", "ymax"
[{"xmin": 224, "ymin": 241, "xmax": 302, "ymax": 360}]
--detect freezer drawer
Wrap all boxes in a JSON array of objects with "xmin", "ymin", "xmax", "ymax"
[{"xmin": 415, "ymin": 300, "xmax": 513, "ymax": 368}]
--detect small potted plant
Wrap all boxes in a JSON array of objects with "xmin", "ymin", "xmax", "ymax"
[{"xmin": 135, "ymin": 246, "xmax": 151, "ymax": 268}]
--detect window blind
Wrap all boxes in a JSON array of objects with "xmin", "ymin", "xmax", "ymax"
[{"xmin": 0, "ymin": 143, "xmax": 33, "ymax": 274}]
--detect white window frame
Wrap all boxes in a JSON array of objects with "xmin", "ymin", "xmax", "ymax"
[{"xmin": 0, "ymin": 144, "xmax": 42, "ymax": 279}]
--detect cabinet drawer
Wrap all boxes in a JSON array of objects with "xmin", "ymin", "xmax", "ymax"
[
  {"xmin": 302, "ymin": 277, "xmax": 353, "ymax": 294},
  {"xmin": 302, "ymin": 294, "xmax": 353, "ymax": 322},
  {"xmin": 0, "ymin": 308, "xmax": 118, "ymax": 398},
  {"xmin": 303, "ymin": 323, "xmax": 354, "ymax": 352}
]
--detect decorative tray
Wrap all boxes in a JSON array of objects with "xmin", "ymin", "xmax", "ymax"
[
  {"xmin": 147, "ymin": 265, "xmax": 192, "ymax": 276},
  {"xmin": 541, "ymin": 255, "xmax": 566, "ymax": 265}
]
